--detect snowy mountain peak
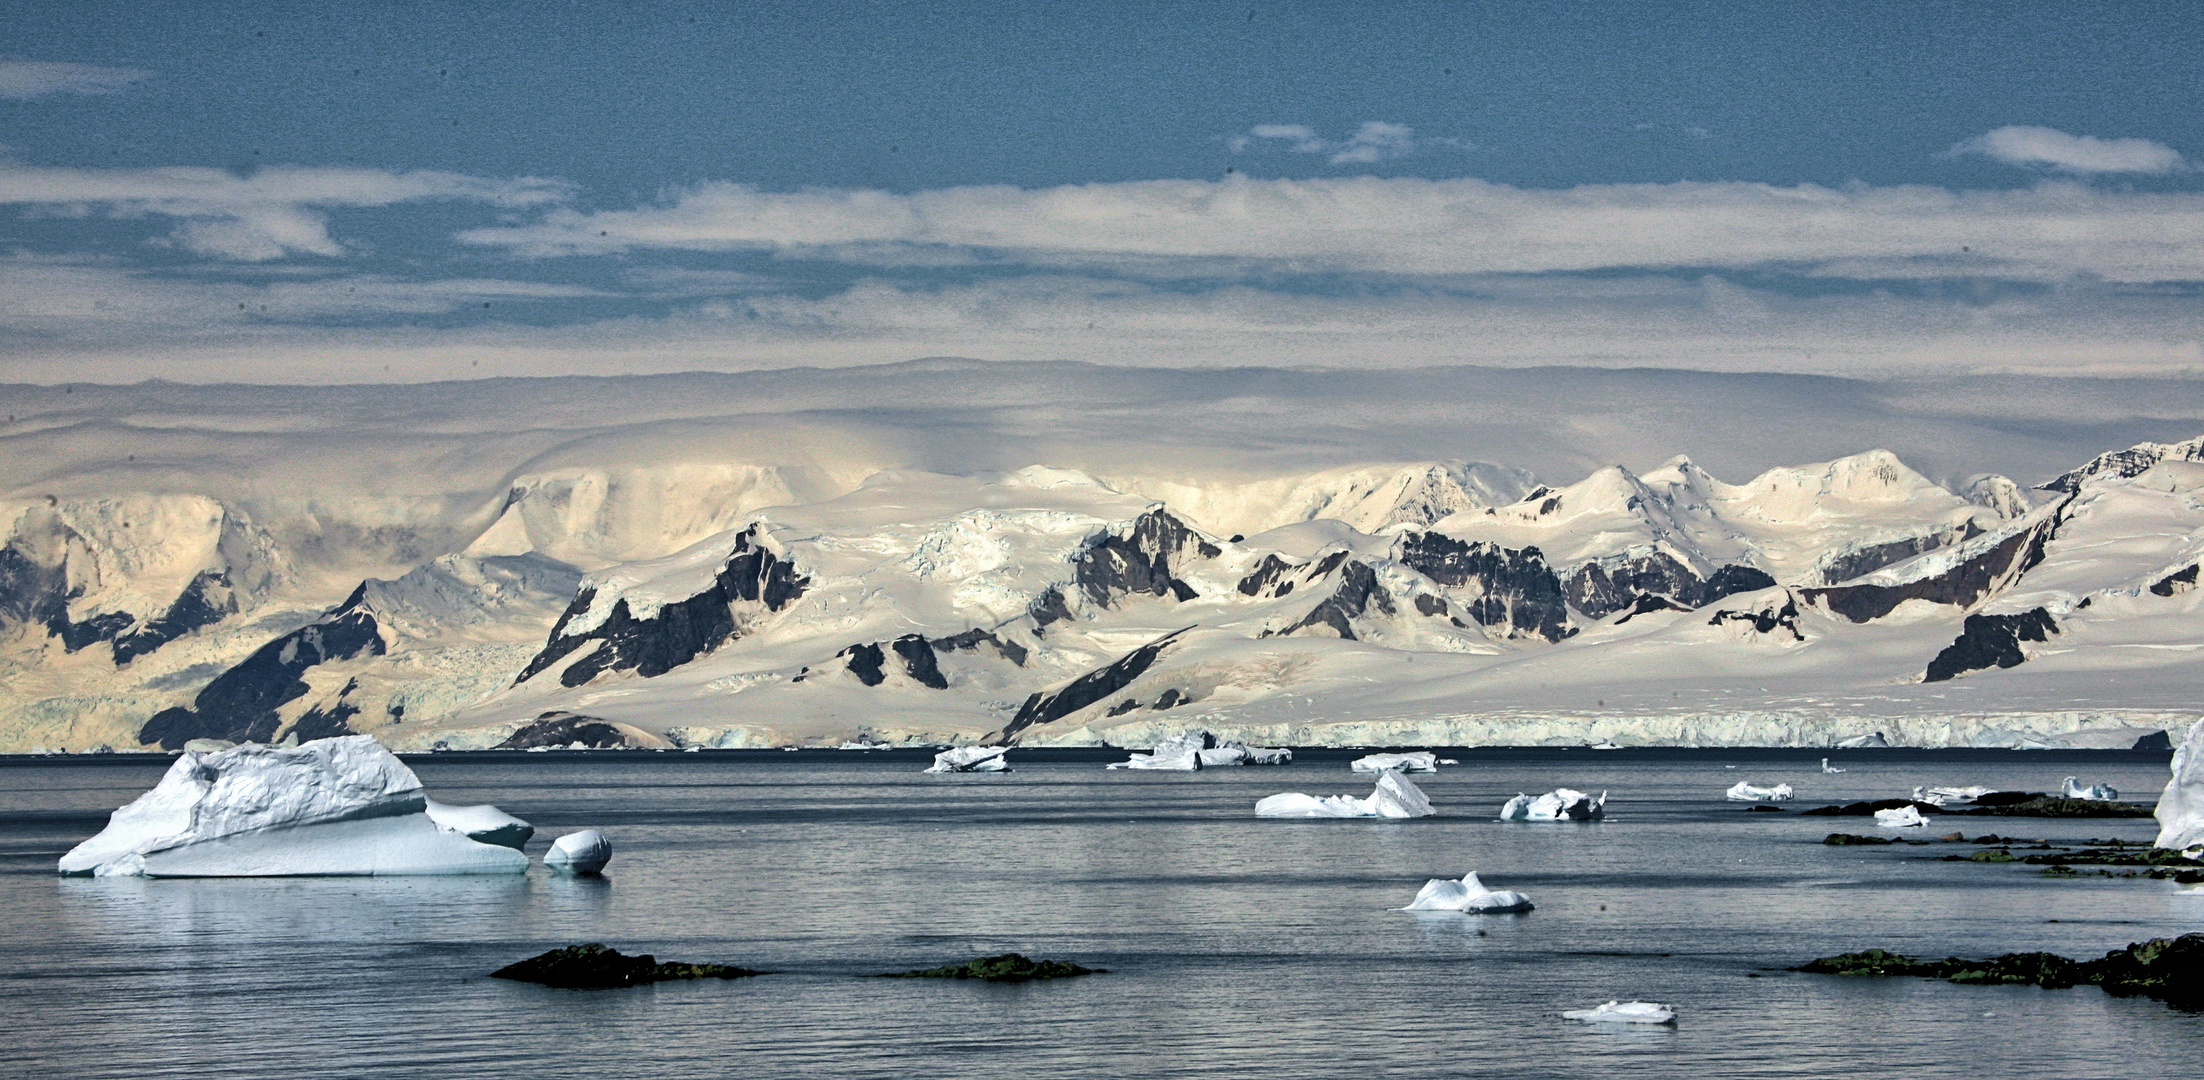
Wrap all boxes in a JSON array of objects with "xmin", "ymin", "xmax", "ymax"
[{"xmin": 2043, "ymin": 433, "xmax": 2204, "ymax": 493}]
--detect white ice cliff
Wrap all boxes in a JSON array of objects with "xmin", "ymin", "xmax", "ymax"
[
  {"xmin": 57, "ymin": 736, "xmax": 528, "ymax": 877},
  {"xmin": 2156, "ymin": 717, "xmax": 2204, "ymax": 855},
  {"xmin": 1400, "ymin": 871, "xmax": 1535, "ymax": 913},
  {"xmin": 1254, "ymin": 768, "xmax": 1436, "ymax": 819}
]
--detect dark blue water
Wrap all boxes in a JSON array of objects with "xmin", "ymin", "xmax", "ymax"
[{"xmin": 0, "ymin": 748, "xmax": 2197, "ymax": 1079}]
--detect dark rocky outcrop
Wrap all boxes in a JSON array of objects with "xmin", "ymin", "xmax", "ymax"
[
  {"xmin": 1813, "ymin": 522, "xmax": 1983, "ymax": 586},
  {"xmin": 890, "ymin": 635, "xmax": 948, "ymax": 689},
  {"xmin": 1564, "ymin": 551, "xmax": 1776, "ymax": 619},
  {"xmin": 2151, "ymin": 563, "xmax": 2199, "ymax": 597},
  {"xmin": 1277, "ymin": 560, "xmax": 1394, "ymax": 640},
  {"xmin": 1027, "ymin": 586, "xmax": 1075, "ymax": 631},
  {"xmin": 883, "ymin": 953, "xmax": 1102, "ymax": 982},
  {"xmin": 0, "ymin": 532, "xmax": 237, "ymax": 665},
  {"xmin": 1707, "ymin": 594, "xmax": 1803, "ymax": 640},
  {"xmin": 493, "ymin": 711, "xmax": 632, "ymax": 749},
  {"xmin": 1801, "ymin": 798, "xmax": 1942, "ymax": 817},
  {"xmin": 2043, "ymin": 436, "xmax": 2204, "ymax": 493},
  {"xmin": 286, "ymin": 677, "xmax": 362, "ymax": 742},
  {"xmin": 1923, "ymin": 607, "xmax": 2057, "ymax": 682},
  {"xmin": 1612, "ymin": 593, "xmax": 1690, "ymax": 623},
  {"xmin": 491, "ymin": 943, "xmax": 767, "ymax": 989},
  {"xmin": 1800, "ymin": 507, "xmax": 2064, "ymax": 623},
  {"xmin": 1394, "ymin": 532, "xmax": 1573, "ymax": 642},
  {"xmin": 516, "ymin": 527, "xmax": 808, "ymax": 687},
  {"xmin": 137, "ymin": 584, "xmax": 386, "ymax": 750},
  {"xmin": 1796, "ymin": 934, "xmax": 2204, "ymax": 1011},
  {"xmin": 2133, "ymin": 729, "xmax": 2174, "ymax": 751},
  {"xmin": 1236, "ymin": 554, "xmax": 1299, "ymax": 598},
  {"xmin": 828, "ymin": 634, "xmax": 955, "ymax": 688},
  {"xmin": 930, "ymin": 627, "xmax": 1028, "ymax": 666},
  {"xmin": 993, "ymin": 627, "xmax": 1190, "ymax": 742},
  {"xmin": 839, "ymin": 642, "xmax": 887, "ymax": 685},
  {"xmin": 1067, "ymin": 510, "xmax": 1219, "ymax": 608}
]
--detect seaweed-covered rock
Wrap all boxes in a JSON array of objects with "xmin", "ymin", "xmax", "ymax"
[
  {"xmin": 883, "ymin": 953, "xmax": 1103, "ymax": 982},
  {"xmin": 1822, "ymin": 833, "xmax": 1899, "ymax": 845},
  {"xmin": 491, "ymin": 943, "xmax": 766, "ymax": 989},
  {"xmin": 1967, "ymin": 796, "xmax": 2152, "ymax": 818},
  {"xmin": 1795, "ymin": 934, "xmax": 2204, "ymax": 1011}
]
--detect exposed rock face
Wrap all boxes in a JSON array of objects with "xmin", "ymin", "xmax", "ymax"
[
  {"xmin": 515, "ymin": 527, "xmax": 808, "ymax": 687},
  {"xmin": 1800, "ymin": 508, "xmax": 2063, "ymax": 623},
  {"xmin": 2043, "ymin": 435, "xmax": 2204, "ymax": 493},
  {"xmin": 0, "ymin": 514, "xmax": 244, "ymax": 665},
  {"xmin": 930, "ymin": 628, "xmax": 1028, "ymax": 666},
  {"xmin": 1069, "ymin": 509, "xmax": 1220, "ymax": 607},
  {"xmin": 1563, "ymin": 550, "xmax": 1776, "ymax": 618},
  {"xmin": 831, "ymin": 635, "xmax": 950, "ymax": 689},
  {"xmin": 1394, "ymin": 532, "xmax": 1573, "ymax": 641},
  {"xmin": 2152, "ymin": 563, "xmax": 2199, "ymax": 597},
  {"xmin": 994, "ymin": 628, "xmax": 1189, "ymax": 742},
  {"xmin": 1708, "ymin": 593, "xmax": 1804, "ymax": 641},
  {"xmin": 494, "ymin": 711, "xmax": 632, "ymax": 749},
  {"xmin": 1923, "ymin": 608, "xmax": 2059, "ymax": 682},
  {"xmin": 138, "ymin": 584, "xmax": 387, "ymax": 750},
  {"xmin": 1811, "ymin": 523, "xmax": 1982, "ymax": 586},
  {"xmin": 1278, "ymin": 560, "xmax": 1396, "ymax": 640}
]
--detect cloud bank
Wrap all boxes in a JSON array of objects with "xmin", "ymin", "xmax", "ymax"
[
  {"xmin": 1950, "ymin": 125, "xmax": 2187, "ymax": 175},
  {"xmin": 0, "ymin": 60, "xmax": 148, "ymax": 99}
]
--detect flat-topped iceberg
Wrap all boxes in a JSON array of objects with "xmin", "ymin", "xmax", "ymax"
[
  {"xmin": 1352, "ymin": 751, "xmax": 1439, "ymax": 774},
  {"xmin": 1874, "ymin": 805, "xmax": 1930, "ymax": 828},
  {"xmin": 2061, "ymin": 776, "xmax": 2118, "ymax": 801},
  {"xmin": 423, "ymin": 798, "xmax": 533, "ymax": 849},
  {"xmin": 2157, "ymin": 718, "xmax": 2204, "ymax": 856},
  {"xmin": 1563, "ymin": 1000, "xmax": 1676, "ymax": 1025},
  {"xmin": 1501, "ymin": 789, "xmax": 1607, "ymax": 821},
  {"xmin": 925, "ymin": 745, "xmax": 1010, "ymax": 773},
  {"xmin": 1255, "ymin": 768, "xmax": 1435, "ymax": 819},
  {"xmin": 1401, "ymin": 871, "xmax": 1534, "ymax": 913},
  {"xmin": 1928, "ymin": 785, "xmax": 1994, "ymax": 803},
  {"xmin": 1725, "ymin": 781, "xmax": 1794, "ymax": 802},
  {"xmin": 59, "ymin": 736, "xmax": 528, "ymax": 877},
  {"xmin": 1108, "ymin": 730, "xmax": 1290, "ymax": 770},
  {"xmin": 544, "ymin": 829, "xmax": 612, "ymax": 874}
]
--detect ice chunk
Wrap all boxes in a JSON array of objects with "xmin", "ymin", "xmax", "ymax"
[
  {"xmin": 423, "ymin": 798, "xmax": 534, "ymax": 849},
  {"xmin": 1874, "ymin": 805, "xmax": 1930, "ymax": 828},
  {"xmin": 544, "ymin": 829, "xmax": 612, "ymax": 874},
  {"xmin": 1926, "ymin": 785, "xmax": 1994, "ymax": 803},
  {"xmin": 1821, "ymin": 758, "xmax": 1846, "ymax": 773},
  {"xmin": 1500, "ymin": 788, "xmax": 1607, "ymax": 821},
  {"xmin": 1255, "ymin": 768, "xmax": 1435, "ymax": 819},
  {"xmin": 58, "ymin": 736, "xmax": 527, "ymax": 877},
  {"xmin": 1108, "ymin": 730, "xmax": 1290, "ymax": 770},
  {"xmin": 1401, "ymin": 871, "xmax": 1534, "ymax": 913},
  {"xmin": 1724, "ymin": 781, "xmax": 1794, "ymax": 802},
  {"xmin": 925, "ymin": 745, "xmax": 1010, "ymax": 773},
  {"xmin": 1352, "ymin": 751, "xmax": 1439, "ymax": 773},
  {"xmin": 2060, "ymin": 776, "xmax": 2118, "ymax": 801},
  {"xmin": 1563, "ymin": 1000, "xmax": 1676, "ymax": 1025},
  {"xmin": 2155, "ymin": 717, "xmax": 2204, "ymax": 855}
]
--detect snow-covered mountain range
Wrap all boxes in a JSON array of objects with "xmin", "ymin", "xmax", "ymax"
[{"xmin": 2, "ymin": 378, "xmax": 2199, "ymax": 752}]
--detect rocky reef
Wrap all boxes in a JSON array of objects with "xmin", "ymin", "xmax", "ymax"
[
  {"xmin": 1796, "ymin": 934, "xmax": 2204, "ymax": 1011},
  {"xmin": 883, "ymin": 953, "xmax": 1103, "ymax": 982},
  {"xmin": 491, "ymin": 943, "xmax": 766, "ymax": 989}
]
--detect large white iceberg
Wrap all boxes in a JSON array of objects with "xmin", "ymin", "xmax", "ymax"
[
  {"xmin": 544, "ymin": 829, "xmax": 612, "ymax": 873},
  {"xmin": 1255, "ymin": 768, "xmax": 1435, "ymax": 819},
  {"xmin": 423, "ymin": 798, "xmax": 534, "ymax": 849},
  {"xmin": 1400, "ymin": 871, "xmax": 1534, "ymax": 913},
  {"xmin": 1724, "ymin": 781, "xmax": 1794, "ymax": 802},
  {"xmin": 1874, "ymin": 805, "xmax": 1930, "ymax": 828},
  {"xmin": 925, "ymin": 745, "xmax": 1010, "ymax": 773},
  {"xmin": 58, "ymin": 736, "xmax": 529, "ymax": 877},
  {"xmin": 1500, "ymin": 788, "xmax": 1607, "ymax": 821},
  {"xmin": 2060, "ymin": 776, "xmax": 2118, "ymax": 801},
  {"xmin": 1563, "ymin": 1000, "xmax": 1676, "ymax": 1025},
  {"xmin": 2156, "ymin": 717, "xmax": 2204, "ymax": 855},
  {"xmin": 1352, "ymin": 751, "xmax": 1439, "ymax": 773},
  {"xmin": 1108, "ymin": 730, "xmax": 1290, "ymax": 770}
]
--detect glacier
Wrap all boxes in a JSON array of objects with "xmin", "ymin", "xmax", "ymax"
[
  {"xmin": 58, "ymin": 736, "xmax": 528, "ymax": 877},
  {"xmin": 1255, "ymin": 768, "xmax": 1436, "ymax": 819},
  {"xmin": 1400, "ymin": 871, "xmax": 1535, "ymax": 913}
]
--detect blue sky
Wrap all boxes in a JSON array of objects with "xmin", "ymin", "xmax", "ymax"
[{"xmin": 4, "ymin": 0, "xmax": 2203, "ymax": 383}]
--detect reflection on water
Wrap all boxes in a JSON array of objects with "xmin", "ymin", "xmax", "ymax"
[{"xmin": 0, "ymin": 748, "xmax": 2199, "ymax": 1079}]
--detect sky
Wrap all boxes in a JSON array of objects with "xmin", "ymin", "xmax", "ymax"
[{"xmin": 4, "ymin": 1, "xmax": 2204, "ymax": 385}]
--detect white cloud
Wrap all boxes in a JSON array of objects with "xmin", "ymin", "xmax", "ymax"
[
  {"xmin": 460, "ymin": 175, "xmax": 2204, "ymax": 283},
  {"xmin": 1232, "ymin": 121, "xmax": 1462, "ymax": 165},
  {"xmin": 0, "ymin": 163, "xmax": 570, "ymax": 261},
  {"xmin": 1949, "ymin": 125, "xmax": 2186, "ymax": 174},
  {"xmin": 0, "ymin": 59, "xmax": 149, "ymax": 99}
]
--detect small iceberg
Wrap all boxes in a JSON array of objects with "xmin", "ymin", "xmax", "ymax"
[
  {"xmin": 2060, "ymin": 776, "xmax": 2118, "ymax": 801},
  {"xmin": 925, "ymin": 745, "xmax": 1010, "ymax": 773},
  {"xmin": 1255, "ymin": 768, "xmax": 1435, "ymax": 819},
  {"xmin": 544, "ymin": 830, "xmax": 612, "ymax": 874},
  {"xmin": 1401, "ymin": 871, "xmax": 1534, "ymax": 914},
  {"xmin": 1351, "ymin": 751, "xmax": 1439, "ymax": 773},
  {"xmin": 1500, "ymin": 789, "xmax": 1607, "ymax": 821},
  {"xmin": 424, "ymin": 798, "xmax": 534, "ymax": 850},
  {"xmin": 1725, "ymin": 781, "xmax": 1794, "ymax": 802},
  {"xmin": 1108, "ymin": 730, "xmax": 1290, "ymax": 770},
  {"xmin": 1874, "ymin": 805, "xmax": 1930, "ymax": 828},
  {"xmin": 1563, "ymin": 1000, "xmax": 1676, "ymax": 1025},
  {"xmin": 1821, "ymin": 758, "xmax": 1845, "ymax": 774},
  {"xmin": 1917, "ymin": 784, "xmax": 1995, "ymax": 805},
  {"xmin": 58, "ymin": 736, "xmax": 529, "ymax": 878}
]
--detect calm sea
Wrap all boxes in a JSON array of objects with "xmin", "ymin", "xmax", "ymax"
[{"xmin": 0, "ymin": 747, "xmax": 2196, "ymax": 1079}]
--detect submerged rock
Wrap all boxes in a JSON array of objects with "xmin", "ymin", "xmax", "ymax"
[
  {"xmin": 884, "ymin": 953, "xmax": 1103, "ymax": 981},
  {"xmin": 491, "ymin": 943, "xmax": 765, "ymax": 988},
  {"xmin": 1796, "ymin": 934, "xmax": 2204, "ymax": 1011}
]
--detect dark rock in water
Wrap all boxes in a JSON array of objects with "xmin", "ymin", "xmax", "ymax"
[
  {"xmin": 1802, "ymin": 799, "xmax": 1940, "ymax": 817},
  {"xmin": 136, "ymin": 584, "xmax": 386, "ymax": 749},
  {"xmin": 495, "ymin": 712, "xmax": 630, "ymax": 750},
  {"xmin": 993, "ymin": 627, "xmax": 1189, "ymax": 741},
  {"xmin": 1965, "ymin": 796, "xmax": 2153, "ymax": 819},
  {"xmin": 1745, "ymin": 804, "xmax": 1786, "ymax": 812},
  {"xmin": 1823, "ymin": 833, "xmax": 1900, "ymax": 845},
  {"xmin": 1923, "ymin": 607, "xmax": 2057, "ymax": 682},
  {"xmin": 2133, "ymin": 729, "xmax": 2173, "ymax": 752},
  {"xmin": 1707, "ymin": 594, "xmax": 1804, "ymax": 640},
  {"xmin": 1394, "ymin": 532, "xmax": 1573, "ymax": 642},
  {"xmin": 491, "ymin": 943, "xmax": 767, "ymax": 989},
  {"xmin": 516, "ymin": 526, "xmax": 808, "ymax": 688},
  {"xmin": 883, "ymin": 953, "xmax": 1103, "ymax": 982},
  {"xmin": 1796, "ymin": 934, "xmax": 2204, "ymax": 1011},
  {"xmin": 2150, "ymin": 563, "xmax": 2199, "ymax": 597},
  {"xmin": 1799, "ymin": 506, "xmax": 2065, "ymax": 623},
  {"xmin": 1968, "ymin": 790, "xmax": 2041, "ymax": 807}
]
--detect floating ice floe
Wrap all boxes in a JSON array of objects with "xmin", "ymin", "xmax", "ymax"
[
  {"xmin": 2060, "ymin": 776, "xmax": 2118, "ymax": 801},
  {"xmin": 1821, "ymin": 758, "xmax": 1845, "ymax": 774},
  {"xmin": 1874, "ymin": 805, "xmax": 1930, "ymax": 828},
  {"xmin": 1563, "ymin": 1000, "xmax": 1676, "ymax": 1025},
  {"xmin": 58, "ymin": 736, "xmax": 529, "ymax": 878},
  {"xmin": 2158, "ymin": 717, "xmax": 2204, "ymax": 856},
  {"xmin": 544, "ymin": 829, "xmax": 612, "ymax": 874},
  {"xmin": 1109, "ymin": 730, "xmax": 1291, "ymax": 770},
  {"xmin": 1352, "ymin": 751, "xmax": 1439, "ymax": 773},
  {"xmin": 1724, "ymin": 781, "xmax": 1794, "ymax": 802},
  {"xmin": 1255, "ymin": 768, "xmax": 1435, "ymax": 818},
  {"xmin": 1500, "ymin": 789, "xmax": 1607, "ymax": 821},
  {"xmin": 925, "ymin": 745, "xmax": 1010, "ymax": 773},
  {"xmin": 423, "ymin": 798, "xmax": 534, "ymax": 849},
  {"xmin": 1401, "ymin": 871, "xmax": 1534, "ymax": 913}
]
